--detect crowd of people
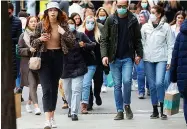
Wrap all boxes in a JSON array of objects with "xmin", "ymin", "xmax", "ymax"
[{"xmin": 8, "ymin": 0, "xmax": 187, "ymax": 129}]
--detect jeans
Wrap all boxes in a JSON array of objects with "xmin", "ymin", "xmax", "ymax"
[
  {"xmin": 164, "ymin": 70, "xmax": 170, "ymax": 91},
  {"xmin": 82, "ymin": 65, "xmax": 96, "ymax": 104},
  {"xmin": 39, "ymin": 49, "xmax": 63, "ymax": 112},
  {"xmin": 184, "ymin": 96, "xmax": 187, "ymax": 124},
  {"xmin": 89, "ymin": 65, "xmax": 103, "ymax": 106},
  {"xmin": 132, "ymin": 65, "xmax": 137, "ymax": 80},
  {"xmin": 103, "ymin": 72, "xmax": 107, "ymax": 86},
  {"xmin": 63, "ymin": 76, "xmax": 83, "ymax": 115},
  {"xmin": 16, "ymin": 57, "xmax": 21, "ymax": 88},
  {"xmin": 135, "ymin": 59, "xmax": 149, "ymax": 95},
  {"xmin": 110, "ymin": 58, "xmax": 133, "ymax": 112},
  {"xmin": 144, "ymin": 61, "xmax": 167, "ymax": 105}
]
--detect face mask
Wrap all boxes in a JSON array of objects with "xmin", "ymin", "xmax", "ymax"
[
  {"xmin": 69, "ymin": 24, "xmax": 76, "ymax": 32},
  {"xmin": 86, "ymin": 22, "xmax": 95, "ymax": 31},
  {"xmin": 99, "ymin": 16, "xmax": 106, "ymax": 21},
  {"xmin": 141, "ymin": 3, "xmax": 148, "ymax": 9},
  {"xmin": 117, "ymin": 8, "xmax": 127, "ymax": 15},
  {"xmin": 150, "ymin": 14, "xmax": 157, "ymax": 22}
]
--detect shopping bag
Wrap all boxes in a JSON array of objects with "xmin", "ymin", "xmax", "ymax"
[
  {"xmin": 14, "ymin": 93, "xmax": 21, "ymax": 118},
  {"xmin": 164, "ymin": 83, "xmax": 180, "ymax": 115},
  {"xmin": 107, "ymin": 72, "xmax": 114, "ymax": 87}
]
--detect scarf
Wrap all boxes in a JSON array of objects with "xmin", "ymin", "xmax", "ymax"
[{"xmin": 23, "ymin": 28, "xmax": 34, "ymax": 48}]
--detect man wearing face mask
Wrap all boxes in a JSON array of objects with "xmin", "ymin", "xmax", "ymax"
[
  {"xmin": 100, "ymin": 0, "xmax": 143, "ymax": 120},
  {"xmin": 8, "ymin": 2, "xmax": 22, "ymax": 93}
]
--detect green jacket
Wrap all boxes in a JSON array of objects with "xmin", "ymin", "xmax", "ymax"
[{"xmin": 100, "ymin": 11, "xmax": 143, "ymax": 62}]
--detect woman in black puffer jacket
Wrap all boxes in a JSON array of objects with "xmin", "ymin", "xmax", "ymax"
[{"xmin": 61, "ymin": 18, "xmax": 96, "ymax": 121}]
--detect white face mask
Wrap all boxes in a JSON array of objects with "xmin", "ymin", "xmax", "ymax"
[{"xmin": 150, "ymin": 14, "xmax": 157, "ymax": 22}]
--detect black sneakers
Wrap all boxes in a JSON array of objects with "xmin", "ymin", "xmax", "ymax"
[{"xmin": 72, "ymin": 114, "xmax": 78, "ymax": 121}]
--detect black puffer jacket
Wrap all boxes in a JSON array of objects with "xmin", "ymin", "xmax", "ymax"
[
  {"xmin": 9, "ymin": 16, "xmax": 22, "ymax": 79},
  {"xmin": 61, "ymin": 31, "xmax": 96, "ymax": 79}
]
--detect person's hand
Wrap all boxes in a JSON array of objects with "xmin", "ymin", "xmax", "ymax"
[
  {"xmin": 135, "ymin": 56, "xmax": 141, "ymax": 65},
  {"xmin": 39, "ymin": 33, "xmax": 50, "ymax": 42},
  {"xmin": 30, "ymin": 47, "xmax": 36, "ymax": 52},
  {"xmin": 58, "ymin": 25, "xmax": 65, "ymax": 35},
  {"xmin": 79, "ymin": 41, "xmax": 85, "ymax": 47},
  {"xmin": 59, "ymin": 79, "xmax": 63, "ymax": 89},
  {"xmin": 166, "ymin": 64, "xmax": 170, "ymax": 71},
  {"xmin": 102, "ymin": 57, "xmax": 109, "ymax": 66}
]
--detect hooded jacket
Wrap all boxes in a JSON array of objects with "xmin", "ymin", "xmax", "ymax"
[
  {"xmin": 141, "ymin": 16, "xmax": 175, "ymax": 64},
  {"xmin": 170, "ymin": 19, "xmax": 187, "ymax": 93}
]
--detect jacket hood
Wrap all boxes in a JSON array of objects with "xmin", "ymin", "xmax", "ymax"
[{"xmin": 180, "ymin": 19, "xmax": 187, "ymax": 34}]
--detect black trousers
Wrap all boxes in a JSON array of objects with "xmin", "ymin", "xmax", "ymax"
[
  {"xmin": 89, "ymin": 65, "xmax": 103, "ymax": 106},
  {"xmin": 39, "ymin": 49, "xmax": 63, "ymax": 112}
]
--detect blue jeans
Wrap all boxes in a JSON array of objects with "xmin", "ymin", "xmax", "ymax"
[
  {"xmin": 144, "ymin": 61, "xmax": 167, "ymax": 105},
  {"xmin": 164, "ymin": 70, "xmax": 170, "ymax": 91},
  {"xmin": 135, "ymin": 60, "xmax": 149, "ymax": 95},
  {"xmin": 103, "ymin": 72, "xmax": 107, "ymax": 86},
  {"xmin": 82, "ymin": 65, "xmax": 96, "ymax": 104},
  {"xmin": 132, "ymin": 65, "xmax": 137, "ymax": 80},
  {"xmin": 16, "ymin": 57, "xmax": 21, "ymax": 88},
  {"xmin": 63, "ymin": 76, "xmax": 83, "ymax": 115},
  {"xmin": 110, "ymin": 58, "xmax": 133, "ymax": 112}
]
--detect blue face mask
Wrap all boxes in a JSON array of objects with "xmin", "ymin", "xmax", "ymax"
[
  {"xmin": 99, "ymin": 16, "xmax": 106, "ymax": 21},
  {"xmin": 117, "ymin": 8, "xmax": 127, "ymax": 15},
  {"xmin": 86, "ymin": 21, "xmax": 95, "ymax": 31},
  {"xmin": 69, "ymin": 24, "xmax": 76, "ymax": 32},
  {"xmin": 141, "ymin": 3, "xmax": 148, "ymax": 9}
]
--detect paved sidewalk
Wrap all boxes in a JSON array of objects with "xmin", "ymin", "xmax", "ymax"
[{"xmin": 17, "ymin": 87, "xmax": 186, "ymax": 129}]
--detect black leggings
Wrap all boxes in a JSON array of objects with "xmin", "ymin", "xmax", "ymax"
[
  {"xmin": 89, "ymin": 65, "xmax": 103, "ymax": 106},
  {"xmin": 39, "ymin": 49, "xmax": 63, "ymax": 112}
]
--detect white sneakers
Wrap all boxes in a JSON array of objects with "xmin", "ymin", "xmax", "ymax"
[
  {"xmin": 44, "ymin": 120, "xmax": 51, "ymax": 129},
  {"xmin": 101, "ymin": 86, "xmax": 107, "ymax": 93},
  {"xmin": 25, "ymin": 104, "xmax": 41, "ymax": 115},
  {"xmin": 51, "ymin": 118, "xmax": 57, "ymax": 128},
  {"xmin": 26, "ymin": 104, "xmax": 32, "ymax": 113},
  {"xmin": 44, "ymin": 118, "xmax": 57, "ymax": 129},
  {"xmin": 34, "ymin": 108, "xmax": 41, "ymax": 115}
]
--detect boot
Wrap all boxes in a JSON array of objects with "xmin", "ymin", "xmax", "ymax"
[
  {"xmin": 160, "ymin": 102, "xmax": 167, "ymax": 120},
  {"xmin": 68, "ymin": 108, "xmax": 71, "ymax": 117},
  {"xmin": 81, "ymin": 103, "xmax": 88, "ymax": 114},
  {"xmin": 114, "ymin": 112, "xmax": 124, "ymax": 120},
  {"xmin": 125, "ymin": 105, "xmax": 133, "ymax": 119},
  {"xmin": 150, "ymin": 105, "xmax": 159, "ymax": 119}
]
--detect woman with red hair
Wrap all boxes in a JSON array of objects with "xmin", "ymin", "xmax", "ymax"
[{"xmin": 31, "ymin": 2, "xmax": 75, "ymax": 129}]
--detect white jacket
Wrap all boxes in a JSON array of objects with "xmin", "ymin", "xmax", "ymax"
[{"xmin": 141, "ymin": 17, "xmax": 175, "ymax": 64}]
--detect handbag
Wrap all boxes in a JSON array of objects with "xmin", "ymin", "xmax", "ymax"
[{"xmin": 28, "ymin": 52, "xmax": 41, "ymax": 70}]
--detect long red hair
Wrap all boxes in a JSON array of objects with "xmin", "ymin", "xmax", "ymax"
[{"xmin": 42, "ymin": 9, "xmax": 68, "ymax": 33}]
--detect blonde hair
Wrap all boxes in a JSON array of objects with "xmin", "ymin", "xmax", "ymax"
[{"xmin": 78, "ymin": 15, "xmax": 101, "ymax": 43}]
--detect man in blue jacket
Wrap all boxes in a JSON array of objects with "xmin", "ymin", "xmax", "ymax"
[{"xmin": 8, "ymin": 2, "xmax": 22, "ymax": 94}]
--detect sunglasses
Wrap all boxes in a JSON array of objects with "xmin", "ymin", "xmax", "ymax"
[
  {"xmin": 86, "ymin": 21, "xmax": 95, "ymax": 25},
  {"xmin": 117, "ymin": 5, "xmax": 128, "ymax": 9}
]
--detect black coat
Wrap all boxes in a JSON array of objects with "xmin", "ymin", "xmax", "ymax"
[
  {"xmin": 61, "ymin": 31, "xmax": 96, "ymax": 79},
  {"xmin": 9, "ymin": 16, "xmax": 22, "ymax": 79},
  {"xmin": 170, "ymin": 20, "xmax": 187, "ymax": 94}
]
